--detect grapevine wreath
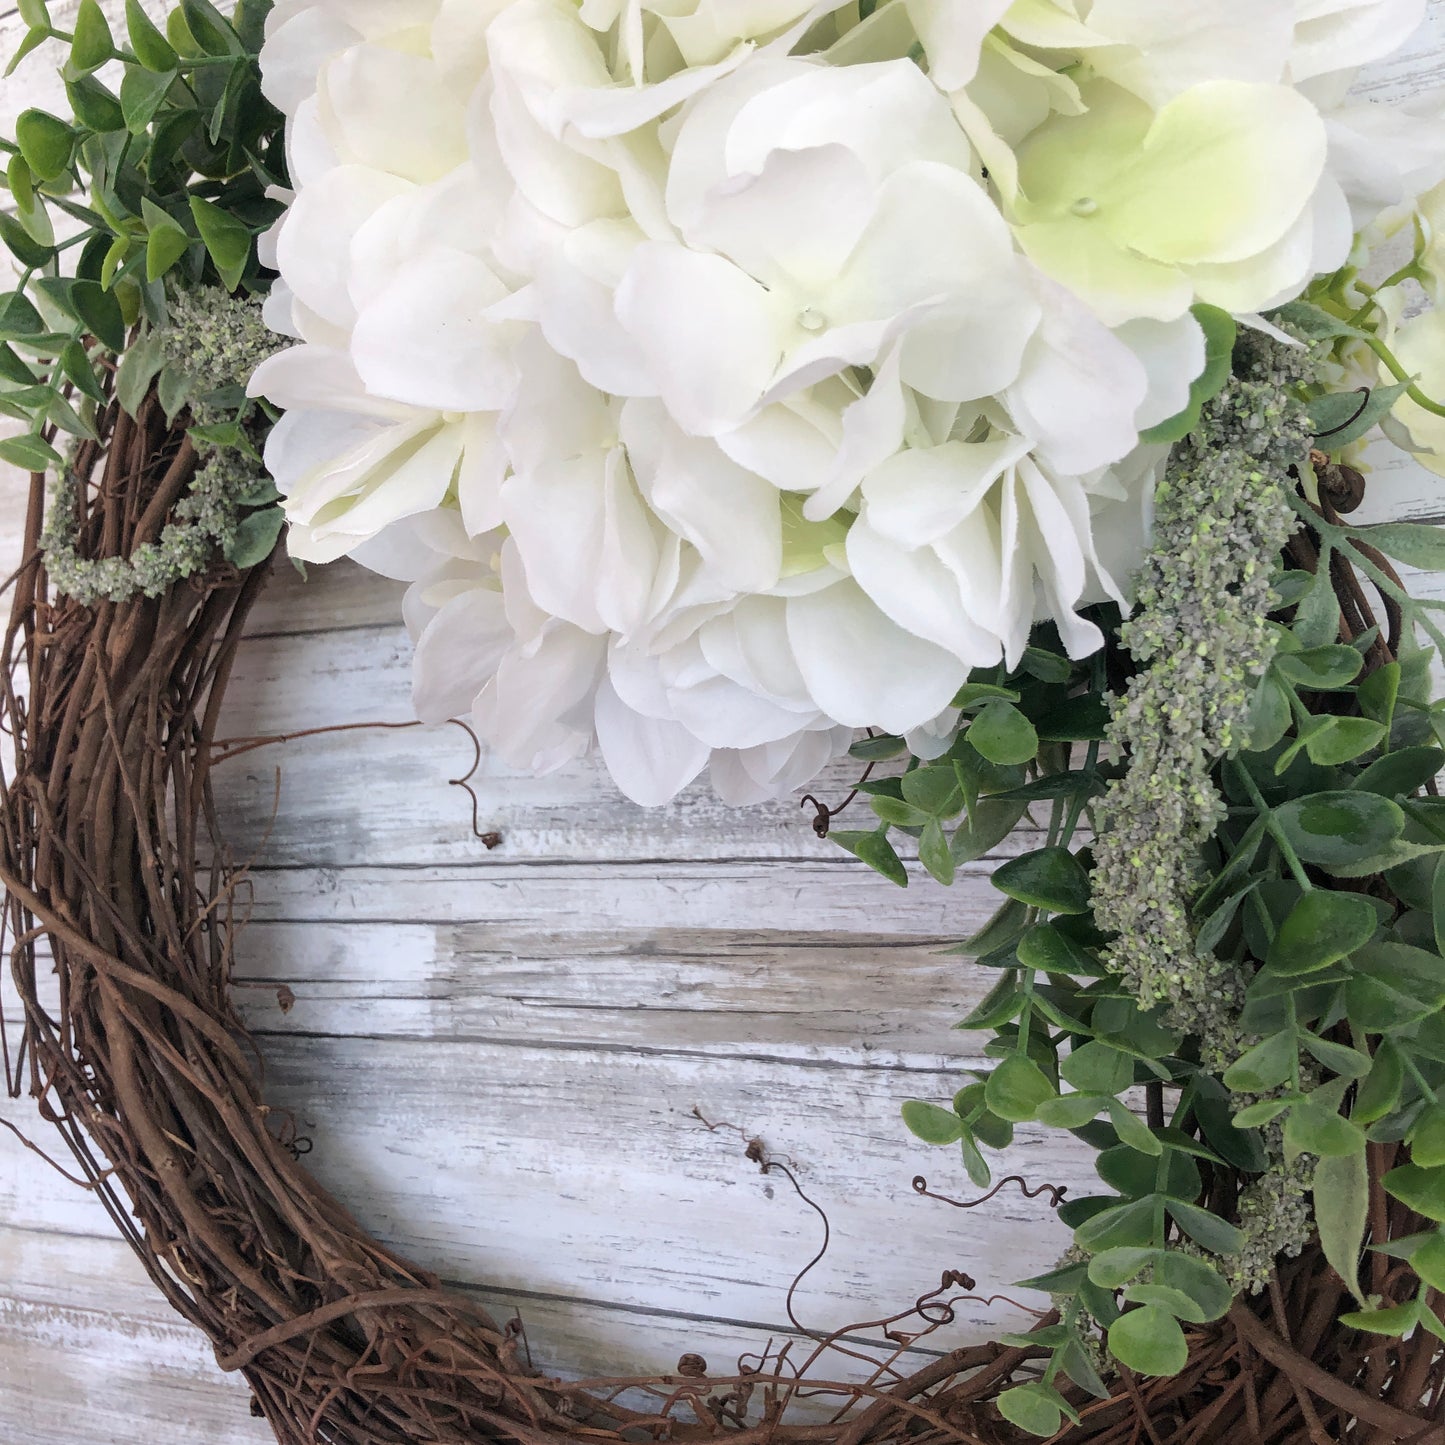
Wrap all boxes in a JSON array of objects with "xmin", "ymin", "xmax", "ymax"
[{"xmin": 6, "ymin": 0, "xmax": 1445, "ymax": 1441}]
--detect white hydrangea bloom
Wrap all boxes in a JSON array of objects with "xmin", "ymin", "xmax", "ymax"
[{"xmin": 252, "ymin": 0, "xmax": 1435, "ymax": 807}]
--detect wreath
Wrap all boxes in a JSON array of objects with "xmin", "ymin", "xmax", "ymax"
[{"xmin": 4, "ymin": 2, "xmax": 1445, "ymax": 1442}]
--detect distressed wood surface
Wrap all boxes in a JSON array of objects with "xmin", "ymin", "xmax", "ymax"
[{"xmin": 2, "ymin": 4, "xmax": 1445, "ymax": 1441}]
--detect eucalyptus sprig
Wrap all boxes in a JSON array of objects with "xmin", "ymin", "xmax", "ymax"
[{"xmin": 0, "ymin": 0, "xmax": 283, "ymax": 478}]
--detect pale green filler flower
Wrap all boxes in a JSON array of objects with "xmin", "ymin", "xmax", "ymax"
[
  {"xmin": 1093, "ymin": 330, "xmax": 1313, "ymax": 1056},
  {"xmin": 1090, "ymin": 330, "xmax": 1318, "ymax": 1293},
  {"xmin": 43, "ymin": 288, "xmax": 279, "ymax": 606}
]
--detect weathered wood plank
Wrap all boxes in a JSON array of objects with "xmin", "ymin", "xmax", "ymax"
[
  {"xmin": 0, "ymin": 1035, "xmax": 1093, "ymax": 1343},
  {"xmin": 228, "ymin": 921, "xmax": 985, "ymax": 1068}
]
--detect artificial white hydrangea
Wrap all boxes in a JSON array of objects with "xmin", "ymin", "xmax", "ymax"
[{"xmin": 250, "ymin": 0, "xmax": 1444, "ymax": 807}]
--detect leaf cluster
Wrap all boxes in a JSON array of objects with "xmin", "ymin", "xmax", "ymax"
[
  {"xmin": 860, "ymin": 526, "xmax": 1445, "ymax": 1428},
  {"xmin": 0, "ymin": 0, "xmax": 283, "ymax": 474}
]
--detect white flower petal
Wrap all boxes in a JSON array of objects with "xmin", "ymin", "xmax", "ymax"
[
  {"xmin": 351, "ymin": 248, "xmax": 520, "ymax": 411},
  {"xmin": 594, "ymin": 678, "xmax": 711, "ymax": 805},
  {"xmin": 412, "ymin": 586, "xmax": 512, "ymax": 723},
  {"xmin": 787, "ymin": 580, "xmax": 969, "ymax": 732}
]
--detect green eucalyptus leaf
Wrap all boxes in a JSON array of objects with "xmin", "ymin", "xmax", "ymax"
[
  {"xmin": 14, "ymin": 109, "xmax": 73, "ymax": 182},
  {"xmin": 0, "ymin": 432, "xmax": 61, "ymax": 472},
  {"xmin": 991, "ymin": 847, "xmax": 1090, "ymax": 914},
  {"xmin": 1285, "ymin": 1099, "xmax": 1364, "ymax": 1159},
  {"xmin": 1062, "ymin": 1040, "xmax": 1134, "ymax": 1097},
  {"xmin": 1155, "ymin": 1253, "xmax": 1234, "ymax": 1323},
  {"xmin": 1357, "ymin": 522, "xmax": 1445, "ymax": 572},
  {"xmin": 1193, "ymin": 1078, "xmax": 1272, "ymax": 1170},
  {"xmin": 1166, "ymin": 1200, "xmax": 1245, "ymax": 1255},
  {"xmin": 1087, "ymin": 1246, "xmax": 1158, "ymax": 1289},
  {"xmin": 1123, "ymin": 1283, "xmax": 1209, "ymax": 1323},
  {"xmin": 957, "ymin": 970, "xmax": 1024, "ymax": 1031},
  {"xmin": 986, "ymin": 1054, "xmax": 1057, "ymax": 1123},
  {"xmin": 1355, "ymin": 1041, "xmax": 1406, "ymax": 1126},
  {"xmin": 1075, "ymin": 1196, "xmax": 1160, "ymax": 1252},
  {"xmin": 157, "ymin": 361, "xmax": 192, "ymax": 424},
  {"xmin": 901, "ymin": 1100, "xmax": 966, "ymax": 1146},
  {"xmin": 65, "ymin": 75, "xmax": 126, "ymax": 132},
  {"xmin": 70, "ymin": 0, "xmax": 115, "ymax": 72},
  {"xmin": 1272, "ymin": 300, "xmax": 1368, "ymax": 342},
  {"xmin": 918, "ymin": 818, "xmax": 955, "ymax": 886},
  {"xmin": 1016, "ymin": 921, "xmax": 1103, "ymax": 976},
  {"xmin": 1058, "ymin": 1337, "xmax": 1111, "ymax": 1400},
  {"xmin": 1305, "ymin": 716, "xmax": 1387, "ymax": 766},
  {"xmin": 120, "ymin": 65, "xmax": 177, "ymax": 133},
  {"xmin": 1099, "ymin": 1146, "xmax": 1200, "ymax": 1202},
  {"xmin": 1307, "ymin": 382, "xmax": 1410, "ymax": 450},
  {"xmin": 70, "ymin": 280, "xmax": 126, "ymax": 352},
  {"xmin": 951, "ymin": 682, "xmax": 1020, "ymax": 709},
  {"xmin": 997, "ymin": 1383, "xmax": 1066, "ymax": 1438},
  {"xmin": 1291, "ymin": 558, "xmax": 1342, "ymax": 649},
  {"xmin": 223, "ymin": 505, "xmax": 284, "ymax": 569},
  {"xmin": 1223, "ymin": 1030, "xmax": 1297, "ymax": 1093},
  {"xmin": 1358, "ymin": 662, "xmax": 1401, "ymax": 730},
  {"xmin": 900, "ymin": 764, "xmax": 963, "ymax": 817},
  {"xmin": 1274, "ymin": 644, "xmax": 1363, "ymax": 692},
  {"xmin": 127, "ymin": 0, "xmax": 180, "ymax": 70},
  {"xmin": 848, "ymin": 733, "xmax": 906, "ymax": 761},
  {"xmin": 1034, "ymin": 693, "xmax": 1110, "ymax": 742},
  {"xmin": 1017, "ymin": 1262, "xmax": 1089, "ymax": 1293},
  {"xmin": 10, "ymin": 25, "xmax": 53, "ymax": 78},
  {"xmin": 145, "ymin": 218, "xmax": 191, "ymax": 282},
  {"xmin": 1409, "ymin": 1105, "xmax": 1445, "ymax": 1169},
  {"xmin": 1036, "ymin": 1092, "xmax": 1108, "ymax": 1128},
  {"xmin": 58, "ymin": 339, "xmax": 105, "ymax": 404},
  {"xmin": 180, "ymin": 0, "xmax": 242, "ymax": 55},
  {"xmin": 188, "ymin": 195, "xmax": 252, "ymax": 291},
  {"xmin": 1019, "ymin": 646, "xmax": 1073, "ymax": 683},
  {"xmin": 1298, "ymin": 1033, "xmax": 1372, "ymax": 1079},
  {"xmin": 951, "ymin": 897, "xmax": 1029, "ymax": 957},
  {"xmin": 1248, "ymin": 674, "xmax": 1294, "ymax": 752},
  {"xmin": 832, "ymin": 829, "xmax": 908, "ymax": 888},
  {"xmin": 0, "ymin": 211, "xmax": 54, "ymax": 269},
  {"xmin": 1108, "ymin": 1306, "xmax": 1188, "ymax": 1376},
  {"xmin": 1108, "ymin": 1100, "xmax": 1162, "ymax": 1157},
  {"xmin": 1411, "ymin": 1232, "xmax": 1445, "ymax": 1291},
  {"xmin": 114, "ymin": 330, "xmax": 165, "ymax": 417},
  {"xmin": 1383, "ymin": 1163, "xmax": 1445, "ymax": 1222},
  {"xmin": 0, "ymin": 344, "xmax": 36, "ymax": 386},
  {"xmin": 1348, "ymin": 941, "xmax": 1445, "ymax": 1031},
  {"xmin": 967, "ymin": 699, "xmax": 1039, "ymax": 766},
  {"xmin": 1434, "ymin": 855, "xmax": 1445, "ymax": 961},
  {"xmin": 1231, "ymin": 1098, "xmax": 1292, "ymax": 1129},
  {"xmin": 958, "ymin": 1128, "xmax": 992, "ymax": 1189},
  {"xmin": 1354, "ymin": 747, "xmax": 1444, "ymax": 799},
  {"xmin": 868, "ymin": 790, "xmax": 930, "ymax": 827},
  {"xmin": 1339, "ymin": 1300, "xmax": 1424, "ymax": 1334},
  {"xmin": 1275, "ymin": 792, "xmax": 1405, "ymax": 867},
  {"xmin": 1267, "ymin": 891, "xmax": 1378, "ymax": 977}
]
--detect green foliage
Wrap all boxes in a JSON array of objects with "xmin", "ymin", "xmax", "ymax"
[
  {"xmin": 841, "ymin": 329, "xmax": 1445, "ymax": 1432},
  {"xmin": 0, "ymin": 0, "xmax": 283, "ymax": 464}
]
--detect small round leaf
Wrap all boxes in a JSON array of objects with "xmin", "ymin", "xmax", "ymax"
[
  {"xmin": 991, "ymin": 846, "xmax": 1090, "ymax": 914},
  {"xmin": 1108, "ymin": 1306, "xmax": 1188, "ymax": 1376}
]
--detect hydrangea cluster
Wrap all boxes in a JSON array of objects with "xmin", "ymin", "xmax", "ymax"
[
  {"xmin": 250, "ymin": 0, "xmax": 1444, "ymax": 805},
  {"xmin": 44, "ymin": 289, "xmax": 277, "ymax": 606},
  {"xmin": 1091, "ymin": 330, "xmax": 1314, "ymax": 1055}
]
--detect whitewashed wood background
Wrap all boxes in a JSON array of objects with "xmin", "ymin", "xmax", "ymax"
[{"xmin": 2, "ymin": 5, "xmax": 1445, "ymax": 1441}]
